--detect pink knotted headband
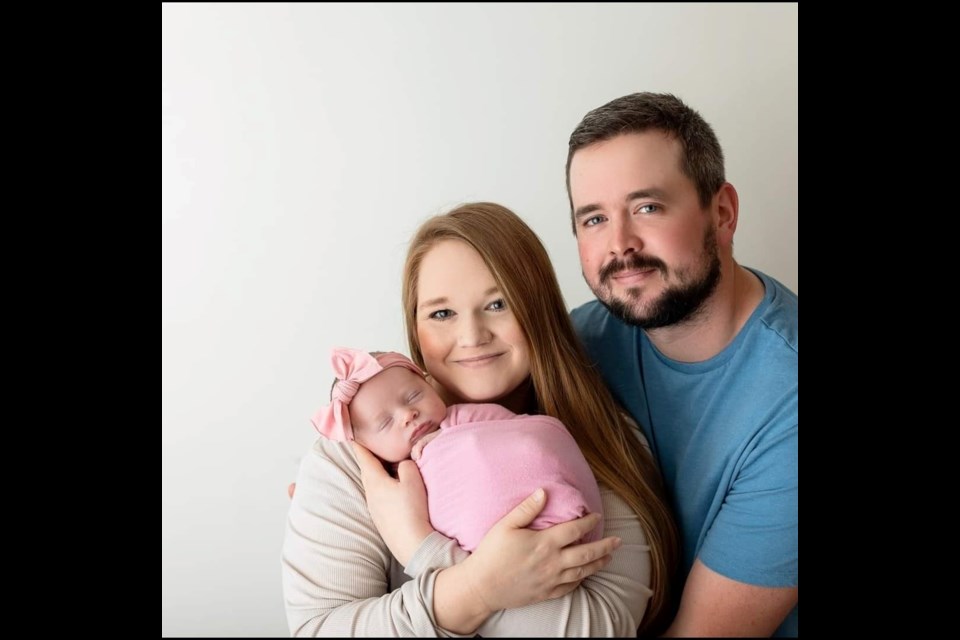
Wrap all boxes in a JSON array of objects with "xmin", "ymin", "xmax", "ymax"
[{"xmin": 311, "ymin": 348, "xmax": 424, "ymax": 441}]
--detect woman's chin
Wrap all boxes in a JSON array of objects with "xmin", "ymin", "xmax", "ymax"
[{"xmin": 453, "ymin": 385, "xmax": 509, "ymax": 405}]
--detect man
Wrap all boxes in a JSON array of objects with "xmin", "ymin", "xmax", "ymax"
[{"xmin": 568, "ymin": 93, "xmax": 798, "ymax": 637}]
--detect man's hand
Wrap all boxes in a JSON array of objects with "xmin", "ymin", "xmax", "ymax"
[
  {"xmin": 352, "ymin": 442, "xmax": 434, "ymax": 566},
  {"xmin": 287, "ymin": 483, "xmax": 296, "ymax": 499}
]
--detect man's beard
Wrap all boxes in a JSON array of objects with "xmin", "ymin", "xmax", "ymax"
[{"xmin": 593, "ymin": 228, "xmax": 721, "ymax": 329}]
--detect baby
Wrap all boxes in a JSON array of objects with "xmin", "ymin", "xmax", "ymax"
[{"xmin": 311, "ymin": 347, "xmax": 603, "ymax": 552}]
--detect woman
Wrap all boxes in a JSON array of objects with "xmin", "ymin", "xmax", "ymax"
[{"xmin": 282, "ymin": 203, "xmax": 678, "ymax": 636}]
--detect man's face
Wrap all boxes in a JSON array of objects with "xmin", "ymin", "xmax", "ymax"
[{"xmin": 569, "ymin": 131, "xmax": 721, "ymax": 329}]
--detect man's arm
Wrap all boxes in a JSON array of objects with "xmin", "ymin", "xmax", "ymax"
[
  {"xmin": 669, "ymin": 418, "xmax": 798, "ymax": 637},
  {"xmin": 664, "ymin": 559, "xmax": 797, "ymax": 637}
]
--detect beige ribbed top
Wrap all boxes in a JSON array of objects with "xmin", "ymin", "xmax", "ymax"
[{"xmin": 282, "ymin": 438, "xmax": 653, "ymax": 637}]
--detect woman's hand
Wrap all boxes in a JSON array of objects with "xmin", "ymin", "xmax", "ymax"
[
  {"xmin": 433, "ymin": 488, "xmax": 622, "ymax": 633},
  {"xmin": 468, "ymin": 488, "xmax": 620, "ymax": 609},
  {"xmin": 352, "ymin": 442, "xmax": 435, "ymax": 566}
]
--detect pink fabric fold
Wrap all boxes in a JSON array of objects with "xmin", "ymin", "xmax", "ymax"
[{"xmin": 418, "ymin": 403, "xmax": 604, "ymax": 551}]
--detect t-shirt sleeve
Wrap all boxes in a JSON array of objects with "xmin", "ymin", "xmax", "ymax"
[
  {"xmin": 698, "ymin": 422, "xmax": 798, "ymax": 588},
  {"xmin": 281, "ymin": 438, "xmax": 470, "ymax": 637}
]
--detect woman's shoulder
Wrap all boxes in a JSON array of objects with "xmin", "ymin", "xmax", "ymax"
[
  {"xmin": 301, "ymin": 438, "xmax": 362, "ymax": 485},
  {"xmin": 618, "ymin": 410, "xmax": 652, "ymax": 452}
]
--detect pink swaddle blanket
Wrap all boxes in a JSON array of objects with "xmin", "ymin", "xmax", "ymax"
[{"xmin": 416, "ymin": 403, "xmax": 603, "ymax": 552}]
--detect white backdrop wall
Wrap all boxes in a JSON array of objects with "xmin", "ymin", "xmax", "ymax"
[{"xmin": 162, "ymin": 3, "xmax": 798, "ymax": 636}]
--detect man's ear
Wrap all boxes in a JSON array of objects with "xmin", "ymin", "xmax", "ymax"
[{"xmin": 715, "ymin": 182, "xmax": 739, "ymax": 243}]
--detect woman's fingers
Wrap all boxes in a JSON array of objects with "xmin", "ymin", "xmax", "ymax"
[
  {"xmin": 558, "ymin": 533, "xmax": 622, "ymax": 569},
  {"xmin": 352, "ymin": 441, "xmax": 390, "ymax": 486},
  {"xmin": 495, "ymin": 488, "xmax": 547, "ymax": 530},
  {"xmin": 351, "ymin": 444, "xmax": 433, "ymax": 566},
  {"xmin": 573, "ymin": 534, "xmax": 623, "ymax": 560},
  {"xmin": 462, "ymin": 497, "xmax": 622, "ymax": 612},
  {"xmin": 556, "ymin": 553, "xmax": 613, "ymax": 585},
  {"xmin": 396, "ymin": 459, "xmax": 426, "ymax": 492},
  {"xmin": 540, "ymin": 511, "xmax": 604, "ymax": 547}
]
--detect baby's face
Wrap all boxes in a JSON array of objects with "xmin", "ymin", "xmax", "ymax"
[{"xmin": 349, "ymin": 366, "xmax": 446, "ymax": 463}]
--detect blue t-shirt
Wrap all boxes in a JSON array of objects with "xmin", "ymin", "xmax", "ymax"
[{"xmin": 571, "ymin": 268, "xmax": 798, "ymax": 637}]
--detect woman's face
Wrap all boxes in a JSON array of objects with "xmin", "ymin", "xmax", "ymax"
[{"xmin": 416, "ymin": 240, "xmax": 531, "ymax": 407}]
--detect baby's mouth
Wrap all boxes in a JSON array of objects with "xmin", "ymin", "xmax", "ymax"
[{"xmin": 411, "ymin": 422, "xmax": 432, "ymax": 444}]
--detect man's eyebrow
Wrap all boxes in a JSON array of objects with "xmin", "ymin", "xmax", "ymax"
[
  {"xmin": 574, "ymin": 203, "xmax": 602, "ymax": 221},
  {"xmin": 573, "ymin": 189, "xmax": 668, "ymax": 221},
  {"xmin": 626, "ymin": 188, "xmax": 667, "ymax": 202}
]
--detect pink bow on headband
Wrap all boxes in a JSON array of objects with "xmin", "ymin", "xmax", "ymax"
[{"xmin": 310, "ymin": 348, "xmax": 423, "ymax": 441}]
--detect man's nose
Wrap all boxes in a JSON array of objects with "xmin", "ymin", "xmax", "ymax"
[{"xmin": 609, "ymin": 215, "xmax": 641, "ymax": 257}]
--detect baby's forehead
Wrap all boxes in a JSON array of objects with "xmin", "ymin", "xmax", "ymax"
[
  {"xmin": 355, "ymin": 366, "xmax": 427, "ymax": 403},
  {"xmin": 370, "ymin": 365, "xmax": 424, "ymax": 386}
]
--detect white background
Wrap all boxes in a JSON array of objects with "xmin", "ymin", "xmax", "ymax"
[{"xmin": 162, "ymin": 3, "xmax": 797, "ymax": 636}]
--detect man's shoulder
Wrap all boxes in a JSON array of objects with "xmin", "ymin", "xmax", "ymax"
[
  {"xmin": 570, "ymin": 299, "xmax": 634, "ymax": 345},
  {"xmin": 753, "ymin": 270, "xmax": 798, "ymax": 356},
  {"xmin": 570, "ymin": 298, "xmax": 604, "ymax": 329}
]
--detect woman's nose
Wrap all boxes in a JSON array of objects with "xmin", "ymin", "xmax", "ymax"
[{"xmin": 457, "ymin": 314, "xmax": 493, "ymax": 347}]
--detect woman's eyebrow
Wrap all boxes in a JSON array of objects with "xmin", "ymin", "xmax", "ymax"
[
  {"xmin": 421, "ymin": 287, "xmax": 499, "ymax": 309},
  {"xmin": 419, "ymin": 296, "xmax": 447, "ymax": 308}
]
